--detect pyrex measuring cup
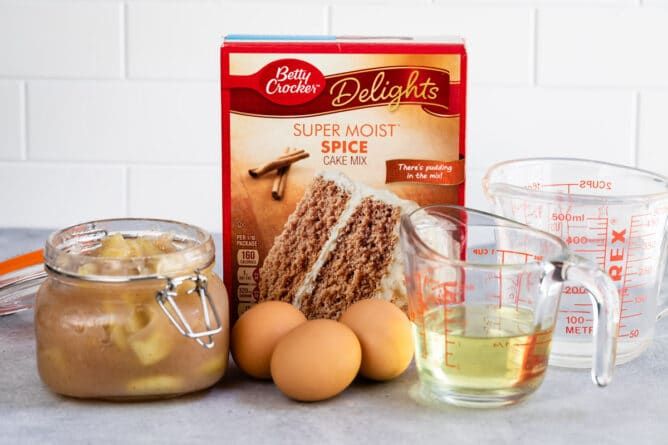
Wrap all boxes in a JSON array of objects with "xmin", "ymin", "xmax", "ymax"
[
  {"xmin": 400, "ymin": 205, "xmax": 619, "ymax": 407},
  {"xmin": 484, "ymin": 158, "xmax": 668, "ymax": 367}
]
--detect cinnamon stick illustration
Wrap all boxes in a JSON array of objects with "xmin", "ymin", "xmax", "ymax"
[
  {"xmin": 272, "ymin": 148, "xmax": 294, "ymax": 200},
  {"xmin": 248, "ymin": 149, "xmax": 309, "ymax": 178}
]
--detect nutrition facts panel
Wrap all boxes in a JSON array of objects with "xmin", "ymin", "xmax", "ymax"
[{"xmin": 235, "ymin": 234, "xmax": 259, "ymax": 316}]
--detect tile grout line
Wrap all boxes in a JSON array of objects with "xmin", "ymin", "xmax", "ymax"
[
  {"xmin": 19, "ymin": 81, "xmax": 28, "ymax": 161},
  {"xmin": 121, "ymin": 2, "xmax": 128, "ymax": 79},
  {"xmin": 1, "ymin": 76, "xmax": 667, "ymax": 92},
  {"xmin": 124, "ymin": 165, "xmax": 130, "ymax": 216},
  {"xmin": 0, "ymin": 160, "xmax": 219, "ymax": 169},
  {"xmin": 0, "ymin": 76, "xmax": 219, "ymax": 83},
  {"xmin": 530, "ymin": 7, "xmax": 538, "ymax": 87},
  {"xmin": 324, "ymin": 4, "xmax": 332, "ymax": 34},
  {"xmin": 632, "ymin": 90, "xmax": 641, "ymax": 167}
]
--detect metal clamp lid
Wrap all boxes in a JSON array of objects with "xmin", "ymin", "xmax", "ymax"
[{"xmin": 156, "ymin": 272, "xmax": 223, "ymax": 349}]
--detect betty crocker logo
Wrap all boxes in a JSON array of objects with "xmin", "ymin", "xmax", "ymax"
[
  {"xmin": 258, "ymin": 59, "xmax": 326, "ymax": 106},
  {"xmin": 227, "ymin": 62, "xmax": 457, "ymax": 117}
]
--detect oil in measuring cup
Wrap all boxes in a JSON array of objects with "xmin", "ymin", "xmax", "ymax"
[{"xmin": 414, "ymin": 305, "xmax": 553, "ymax": 404}]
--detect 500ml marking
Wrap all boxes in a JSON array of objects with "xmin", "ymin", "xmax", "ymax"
[{"xmin": 552, "ymin": 213, "xmax": 585, "ymax": 222}]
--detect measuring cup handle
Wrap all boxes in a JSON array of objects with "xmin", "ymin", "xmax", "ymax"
[
  {"xmin": 656, "ymin": 218, "xmax": 668, "ymax": 320},
  {"xmin": 558, "ymin": 255, "xmax": 620, "ymax": 387}
]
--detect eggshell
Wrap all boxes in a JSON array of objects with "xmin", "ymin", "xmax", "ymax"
[
  {"xmin": 270, "ymin": 320, "xmax": 361, "ymax": 402},
  {"xmin": 231, "ymin": 301, "xmax": 306, "ymax": 379},
  {"xmin": 340, "ymin": 298, "xmax": 414, "ymax": 381}
]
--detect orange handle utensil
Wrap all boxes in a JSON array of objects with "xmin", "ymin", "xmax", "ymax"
[
  {"xmin": 0, "ymin": 249, "xmax": 44, "ymax": 276},
  {"xmin": 0, "ymin": 249, "xmax": 46, "ymax": 316}
]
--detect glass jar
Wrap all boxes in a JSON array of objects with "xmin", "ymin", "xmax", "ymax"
[{"xmin": 14, "ymin": 219, "xmax": 228, "ymax": 400}]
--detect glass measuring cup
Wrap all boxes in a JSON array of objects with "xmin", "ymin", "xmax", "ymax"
[
  {"xmin": 400, "ymin": 205, "xmax": 619, "ymax": 407},
  {"xmin": 484, "ymin": 158, "xmax": 668, "ymax": 367}
]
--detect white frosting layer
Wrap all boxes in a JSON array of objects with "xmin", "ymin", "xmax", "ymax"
[{"xmin": 291, "ymin": 171, "xmax": 417, "ymax": 310}]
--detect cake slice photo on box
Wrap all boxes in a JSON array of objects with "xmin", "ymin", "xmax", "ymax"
[{"xmin": 257, "ymin": 171, "xmax": 417, "ymax": 320}]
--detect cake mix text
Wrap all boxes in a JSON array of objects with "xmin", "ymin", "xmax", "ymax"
[{"xmin": 293, "ymin": 122, "xmax": 401, "ymax": 166}]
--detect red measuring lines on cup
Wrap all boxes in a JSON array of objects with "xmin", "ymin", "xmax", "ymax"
[
  {"xmin": 400, "ymin": 205, "xmax": 619, "ymax": 408},
  {"xmin": 484, "ymin": 158, "xmax": 668, "ymax": 367}
]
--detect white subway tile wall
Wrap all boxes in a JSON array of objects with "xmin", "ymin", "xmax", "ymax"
[
  {"xmin": 468, "ymin": 87, "xmax": 636, "ymax": 169},
  {"xmin": 0, "ymin": 163, "xmax": 126, "ymax": 228},
  {"xmin": 128, "ymin": 165, "xmax": 221, "ymax": 227},
  {"xmin": 28, "ymin": 81, "xmax": 219, "ymax": 163},
  {"xmin": 0, "ymin": 0, "xmax": 666, "ymax": 232},
  {"xmin": 638, "ymin": 91, "xmax": 668, "ymax": 172},
  {"xmin": 0, "ymin": 1, "xmax": 122, "ymax": 78},
  {"xmin": 331, "ymin": 5, "xmax": 534, "ymax": 85},
  {"xmin": 0, "ymin": 81, "xmax": 22, "ymax": 160},
  {"xmin": 127, "ymin": 2, "xmax": 324, "ymax": 79}
]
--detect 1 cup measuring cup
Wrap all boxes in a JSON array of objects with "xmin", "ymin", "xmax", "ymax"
[
  {"xmin": 484, "ymin": 158, "xmax": 668, "ymax": 367},
  {"xmin": 400, "ymin": 205, "xmax": 619, "ymax": 407}
]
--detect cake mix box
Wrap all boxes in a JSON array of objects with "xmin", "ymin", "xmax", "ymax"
[{"xmin": 221, "ymin": 36, "xmax": 467, "ymax": 321}]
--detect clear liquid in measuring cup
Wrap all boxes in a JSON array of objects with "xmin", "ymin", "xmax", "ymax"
[{"xmin": 413, "ymin": 305, "xmax": 553, "ymax": 405}]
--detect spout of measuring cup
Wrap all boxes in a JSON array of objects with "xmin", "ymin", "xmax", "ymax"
[
  {"xmin": 481, "ymin": 159, "xmax": 526, "ymax": 203},
  {"xmin": 560, "ymin": 255, "xmax": 620, "ymax": 388},
  {"xmin": 481, "ymin": 163, "xmax": 501, "ymax": 203},
  {"xmin": 655, "ymin": 217, "xmax": 668, "ymax": 321}
]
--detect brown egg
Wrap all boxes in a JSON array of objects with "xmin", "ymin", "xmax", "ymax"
[
  {"xmin": 270, "ymin": 320, "xmax": 361, "ymax": 402},
  {"xmin": 340, "ymin": 298, "xmax": 414, "ymax": 381},
  {"xmin": 231, "ymin": 301, "xmax": 306, "ymax": 379}
]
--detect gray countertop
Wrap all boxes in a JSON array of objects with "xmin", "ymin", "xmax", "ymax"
[{"xmin": 1, "ymin": 229, "xmax": 667, "ymax": 445}]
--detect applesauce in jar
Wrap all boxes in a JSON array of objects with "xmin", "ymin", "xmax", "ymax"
[{"xmin": 34, "ymin": 219, "xmax": 229, "ymax": 400}]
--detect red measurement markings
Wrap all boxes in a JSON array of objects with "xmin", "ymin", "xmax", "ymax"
[
  {"xmin": 559, "ymin": 216, "xmax": 609, "ymax": 335},
  {"xmin": 442, "ymin": 308, "xmax": 464, "ymax": 369},
  {"xmin": 514, "ymin": 340, "xmax": 552, "ymax": 347},
  {"xmin": 627, "ymin": 256, "xmax": 654, "ymax": 263},
  {"xmin": 617, "ymin": 218, "xmax": 632, "ymax": 338},
  {"xmin": 571, "ymin": 217, "xmax": 609, "ymax": 270},
  {"xmin": 620, "ymin": 313, "xmax": 642, "ymax": 319},
  {"xmin": 495, "ymin": 249, "xmax": 539, "ymax": 258},
  {"xmin": 430, "ymin": 280, "xmax": 463, "ymax": 305},
  {"xmin": 496, "ymin": 250, "xmax": 505, "ymax": 308},
  {"xmin": 620, "ymin": 306, "xmax": 643, "ymax": 320},
  {"xmin": 444, "ymin": 342, "xmax": 457, "ymax": 368},
  {"xmin": 571, "ymin": 217, "xmax": 608, "ymax": 269},
  {"xmin": 513, "ymin": 256, "xmax": 530, "ymax": 310},
  {"xmin": 540, "ymin": 183, "xmax": 579, "ymax": 194},
  {"xmin": 599, "ymin": 217, "xmax": 609, "ymax": 271},
  {"xmin": 443, "ymin": 305, "xmax": 458, "ymax": 369},
  {"xmin": 616, "ymin": 214, "xmax": 654, "ymax": 338},
  {"xmin": 630, "ymin": 232, "xmax": 656, "ymax": 238},
  {"xmin": 493, "ymin": 249, "xmax": 539, "ymax": 309}
]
